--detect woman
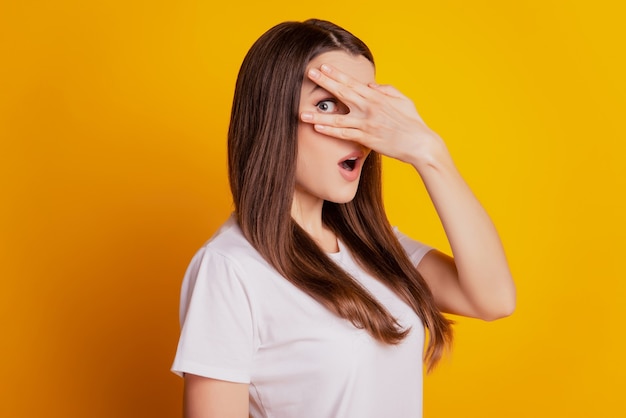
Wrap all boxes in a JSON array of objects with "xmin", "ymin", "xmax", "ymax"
[{"xmin": 172, "ymin": 19, "xmax": 515, "ymax": 417}]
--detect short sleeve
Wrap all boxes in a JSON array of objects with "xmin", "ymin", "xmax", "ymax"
[
  {"xmin": 393, "ymin": 227, "xmax": 434, "ymax": 266},
  {"xmin": 171, "ymin": 247, "xmax": 256, "ymax": 383}
]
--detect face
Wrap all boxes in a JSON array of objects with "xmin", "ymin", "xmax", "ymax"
[{"xmin": 294, "ymin": 50, "xmax": 375, "ymax": 211}]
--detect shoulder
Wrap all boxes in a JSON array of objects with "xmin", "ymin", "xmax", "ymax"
[
  {"xmin": 201, "ymin": 215, "xmax": 258, "ymax": 261},
  {"xmin": 179, "ymin": 215, "xmax": 268, "ymax": 308},
  {"xmin": 187, "ymin": 215, "xmax": 265, "ymax": 277},
  {"xmin": 392, "ymin": 226, "xmax": 434, "ymax": 266}
]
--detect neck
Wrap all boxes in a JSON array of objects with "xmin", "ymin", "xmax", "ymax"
[{"xmin": 291, "ymin": 191, "xmax": 338, "ymax": 253}]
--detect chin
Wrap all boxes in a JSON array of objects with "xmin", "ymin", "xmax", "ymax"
[{"xmin": 326, "ymin": 189, "xmax": 359, "ymax": 204}]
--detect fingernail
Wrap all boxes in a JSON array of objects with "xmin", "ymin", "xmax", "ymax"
[
  {"xmin": 314, "ymin": 124, "xmax": 325, "ymax": 131},
  {"xmin": 320, "ymin": 64, "xmax": 331, "ymax": 73},
  {"xmin": 301, "ymin": 112, "xmax": 313, "ymax": 121},
  {"xmin": 308, "ymin": 68, "xmax": 321, "ymax": 79}
]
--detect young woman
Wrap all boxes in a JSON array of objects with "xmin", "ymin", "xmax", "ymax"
[{"xmin": 172, "ymin": 19, "xmax": 515, "ymax": 418}]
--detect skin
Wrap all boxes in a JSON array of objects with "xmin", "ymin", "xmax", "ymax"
[
  {"xmin": 184, "ymin": 50, "xmax": 516, "ymax": 417},
  {"xmin": 292, "ymin": 51, "xmax": 375, "ymax": 251},
  {"xmin": 300, "ymin": 52, "xmax": 515, "ymax": 320},
  {"xmin": 183, "ymin": 374, "xmax": 248, "ymax": 418}
]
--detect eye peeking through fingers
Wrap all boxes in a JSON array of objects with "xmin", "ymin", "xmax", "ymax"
[
  {"xmin": 316, "ymin": 99, "xmax": 337, "ymax": 113},
  {"xmin": 316, "ymin": 98, "xmax": 348, "ymax": 114}
]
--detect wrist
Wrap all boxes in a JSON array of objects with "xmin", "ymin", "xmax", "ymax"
[{"xmin": 407, "ymin": 134, "xmax": 454, "ymax": 174}]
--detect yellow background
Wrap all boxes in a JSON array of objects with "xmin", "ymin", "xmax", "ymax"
[{"xmin": 1, "ymin": 1, "xmax": 624, "ymax": 417}]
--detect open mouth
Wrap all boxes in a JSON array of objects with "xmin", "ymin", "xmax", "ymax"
[{"xmin": 339, "ymin": 157, "xmax": 358, "ymax": 171}]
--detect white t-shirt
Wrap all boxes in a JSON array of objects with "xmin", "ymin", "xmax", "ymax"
[{"xmin": 172, "ymin": 215, "xmax": 433, "ymax": 417}]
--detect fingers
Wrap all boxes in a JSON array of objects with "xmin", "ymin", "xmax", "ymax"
[
  {"xmin": 308, "ymin": 65, "xmax": 375, "ymax": 105},
  {"xmin": 300, "ymin": 111, "xmax": 362, "ymax": 129},
  {"xmin": 300, "ymin": 111, "xmax": 367, "ymax": 143},
  {"xmin": 369, "ymin": 82, "xmax": 424, "ymax": 123},
  {"xmin": 312, "ymin": 124, "xmax": 364, "ymax": 141},
  {"xmin": 368, "ymin": 83, "xmax": 404, "ymax": 98}
]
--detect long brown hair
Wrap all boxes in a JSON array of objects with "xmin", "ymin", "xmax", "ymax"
[{"xmin": 228, "ymin": 19, "xmax": 452, "ymax": 370}]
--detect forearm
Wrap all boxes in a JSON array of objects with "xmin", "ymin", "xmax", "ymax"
[
  {"xmin": 295, "ymin": 62, "xmax": 516, "ymax": 318},
  {"xmin": 411, "ymin": 142, "xmax": 516, "ymax": 319}
]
